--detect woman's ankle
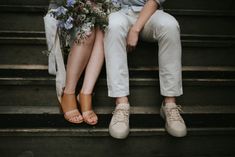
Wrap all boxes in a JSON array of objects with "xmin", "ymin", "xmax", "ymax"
[
  {"xmin": 79, "ymin": 93, "xmax": 93, "ymax": 112},
  {"xmin": 80, "ymin": 88, "xmax": 93, "ymax": 95},
  {"xmin": 63, "ymin": 88, "xmax": 75, "ymax": 95}
]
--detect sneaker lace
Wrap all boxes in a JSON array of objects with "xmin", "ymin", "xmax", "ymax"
[
  {"xmin": 112, "ymin": 109, "xmax": 129, "ymax": 125},
  {"xmin": 166, "ymin": 105, "xmax": 184, "ymax": 123}
]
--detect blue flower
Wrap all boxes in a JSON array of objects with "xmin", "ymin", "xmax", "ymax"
[
  {"xmin": 57, "ymin": 20, "xmax": 65, "ymax": 28},
  {"xmin": 111, "ymin": 0, "xmax": 121, "ymax": 7},
  {"xmin": 55, "ymin": 6, "xmax": 68, "ymax": 16},
  {"xmin": 64, "ymin": 16, "xmax": 74, "ymax": 30},
  {"xmin": 112, "ymin": 0, "xmax": 121, "ymax": 4},
  {"xmin": 66, "ymin": 0, "xmax": 76, "ymax": 7}
]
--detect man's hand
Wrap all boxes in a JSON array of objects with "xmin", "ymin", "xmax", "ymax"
[
  {"xmin": 126, "ymin": 0, "xmax": 158, "ymax": 52},
  {"xmin": 126, "ymin": 26, "xmax": 140, "ymax": 52}
]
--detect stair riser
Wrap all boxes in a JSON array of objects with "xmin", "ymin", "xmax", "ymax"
[
  {"xmin": 175, "ymin": 15, "xmax": 235, "ymax": 35},
  {"xmin": 129, "ymin": 45, "xmax": 235, "ymax": 67},
  {"xmin": 0, "ymin": 44, "xmax": 48, "ymax": 65},
  {"xmin": 0, "ymin": 135, "xmax": 235, "ymax": 157},
  {"xmin": 0, "ymin": 85, "xmax": 58, "ymax": 106},
  {"xmin": 181, "ymin": 46, "xmax": 235, "ymax": 66},
  {"xmin": 0, "ymin": 0, "xmax": 48, "ymax": 6},
  {"xmin": 1, "ymin": 83, "xmax": 234, "ymax": 107},
  {"xmin": 164, "ymin": 0, "xmax": 235, "ymax": 10},
  {"xmin": 1, "ymin": 43, "xmax": 234, "ymax": 66},
  {"xmin": 0, "ymin": 13, "xmax": 45, "ymax": 32},
  {"xmin": 0, "ymin": 0, "xmax": 234, "ymax": 10},
  {"xmin": 1, "ymin": 12, "xmax": 234, "ymax": 35}
]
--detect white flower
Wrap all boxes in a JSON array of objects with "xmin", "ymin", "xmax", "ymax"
[
  {"xmin": 55, "ymin": 6, "xmax": 68, "ymax": 16},
  {"xmin": 64, "ymin": 16, "xmax": 74, "ymax": 30},
  {"xmin": 66, "ymin": 0, "xmax": 76, "ymax": 7}
]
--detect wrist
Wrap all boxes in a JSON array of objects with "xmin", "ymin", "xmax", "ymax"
[{"xmin": 131, "ymin": 25, "xmax": 141, "ymax": 33}]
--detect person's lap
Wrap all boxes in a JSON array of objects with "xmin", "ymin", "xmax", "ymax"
[{"xmin": 108, "ymin": 9, "xmax": 179, "ymax": 42}]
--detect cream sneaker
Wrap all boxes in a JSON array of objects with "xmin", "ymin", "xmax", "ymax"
[
  {"xmin": 109, "ymin": 103, "xmax": 130, "ymax": 139},
  {"xmin": 160, "ymin": 102, "xmax": 187, "ymax": 137}
]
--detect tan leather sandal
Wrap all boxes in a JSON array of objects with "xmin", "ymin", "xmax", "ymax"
[
  {"xmin": 61, "ymin": 93, "xmax": 83, "ymax": 124},
  {"xmin": 78, "ymin": 93, "xmax": 98, "ymax": 125}
]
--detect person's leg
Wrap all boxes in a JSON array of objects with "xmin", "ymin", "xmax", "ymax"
[
  {"xmin": 78, "ymin": 28, "xmax": 104, "ymax": 125},
  {"xmin": 104, "ymin": 11, "xmax": 133, "ymax": 139},
  {"xmin": 104, "ymin": 11, "xmax": 131, "ymax": 99},
  {"xmin": 80, "ymin": 28, "xmax": 104, "ymax": 95},
  {"xmin": 61, "ymin": 30, "xmax": 96, "ymax": 124},
  {"xmin": 141, "ymin": 10, "xmax": 182, "ymax": 97},
  {"xmin": 141, "ymin": 10, "xmax": 186, "ymax": 137},
  {"xmin": 64, "ymin": 31, "xmax": 96, "ymax": 94}
]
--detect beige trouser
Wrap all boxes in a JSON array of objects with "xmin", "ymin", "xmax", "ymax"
[{"xmin": 104, "ymin": 9, "xmax": 183, "ymax": 97}]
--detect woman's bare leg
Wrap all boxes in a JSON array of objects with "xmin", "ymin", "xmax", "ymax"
[
  {"xmin": 61, "ymin": 31, "xmax": 96, "ymax": 124},
  {"xmin": 64, "ymin": 31, "xmax": 96, "ymax": 94},
  {"xmin": 81, "ymin": 28, "xmax": 104, "ymax": 94},
  {"xmin": 79, "ymin": 28, "xmax": 104, "ymax": 125}
]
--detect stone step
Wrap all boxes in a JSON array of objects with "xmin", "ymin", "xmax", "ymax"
[
  {"xmin": 0, "ymin": 5, "xmax": 234, "ymax": 35},
  {"xmin": 0, "ymin": 0, "xmax": 234, "ymax": 10},
  {"xmin": 0, "ymin": 75, "xmax": 234, "ymax": 107},
  {"xmin": 0, "ymin": 36, "xmax": 47, "ymax": 65},
  {"xmin": 0, "ymin": 0, "xmax": 48, "ymax": 6},
  {"xmin": 1, "ymin": 93, "xmax": 234, "ymax": 153},
  {"xmin": 164, "ymin": 0, "xmax": 235, "ymax": 10},
  {"xmin": 0, "ymin": 127, "xmax": 234, "ymax": 157},
  {"xmin": 2, "ymin": 105, "xmax": 235, "ymax": 115},
  {"xmin": 0, "ymin": 113, "xmax": 235, "ymax": 157},
  {"xmin": 1, "ymin": 65, "xmax": 235, "ymax": 79},
  {"xmin": 1, "ymin": 34, "xmax": 234, "ymax": 66}
]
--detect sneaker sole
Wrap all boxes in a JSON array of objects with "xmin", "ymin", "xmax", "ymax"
[{"xmin": 109, "ymin": 126, "xmax": 129, "ymax": 139}]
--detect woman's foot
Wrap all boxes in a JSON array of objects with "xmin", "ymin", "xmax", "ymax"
[
  {"xmin": 78, "ymin": 93, "xmax": 98, "ymax": 125},
  {"xmin": 61, "ymin": 93, "xmax": 83, "ymax": 124}
]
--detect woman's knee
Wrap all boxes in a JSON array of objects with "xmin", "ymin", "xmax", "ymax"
[{"xmin": 79, "ymin": 30, "xmax": 96, "ymax": 45}]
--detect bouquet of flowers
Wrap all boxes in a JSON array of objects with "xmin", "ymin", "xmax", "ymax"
[{"xmin": 50, "ymin": 0, "xmax": 120, "ymax": 44}]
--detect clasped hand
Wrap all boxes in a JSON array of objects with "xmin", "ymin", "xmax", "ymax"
[{"xmin": 126, "ymin": 26, "xmax": 140, "ymax": 52}]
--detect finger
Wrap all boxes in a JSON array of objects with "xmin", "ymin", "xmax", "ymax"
[
  {"xmin": 127, "ymin": 45, "xmax": 135, "ymax": 52},
  {"xmin": 126, "ymin": 45, "xmax": 131, "ymax": 52},
  {"xmin": 132, "ymin": 45, "xmax": 136, "ymax": 52}
]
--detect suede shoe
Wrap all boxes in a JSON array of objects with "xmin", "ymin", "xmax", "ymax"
[
  {"xmin": 160, "ymin": 102, "xmax": 187, "ymax": 137},
  {"xmin": 109, "ymin": 103, "xmax": 130, "ymax": 139}
]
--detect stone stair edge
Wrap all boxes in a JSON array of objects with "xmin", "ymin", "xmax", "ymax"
[
  {"xmin": 0, "ymin": 77, "xmax": 235, "ymax": 87},
  {"xmin": 1, "ymin": 64, "xmax": 235, "ymax": 71},
  {"xmin": 0, "ymin": 127, "xmax": 235, "ymax": 137},
  {"xmin": 1, "ymin": 105, "xmax": 235, "ymax": 115},
  {"xmin": 1, "ymin": 4, "xmax": 235, "ymax": 16},
  {"xmin": 1, "ymin": 65, "xmax": 235, "ymax": 83},
  {"xmin": 0, "ymin": 65, "xmax": 234, "ymax": 72},
  {"xmin": 1, "ymin": 31, "xmax": 234, "ymax": 39},
  {"xmin": 1, "ymin": 36, "xmax": 234, "ymax": 48}
]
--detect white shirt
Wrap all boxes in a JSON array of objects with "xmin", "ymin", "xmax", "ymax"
[{"xmin": 120, "ymin": 0, "xmax": 166, "ymax": 12}]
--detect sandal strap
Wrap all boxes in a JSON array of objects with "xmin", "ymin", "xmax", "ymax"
[
  {"xmin": 82, "ymin": 110, "xmax": 98, "ymax": 125},
  {"xmin": 64, "ymin": 109, "xmax": 81, "ymax": 117},
  {"xmin": 83, "ymin": 110, "xmax": 96, "ymax": 118},
  {"xmin": 61, "ymin": 93, "xmax": 77, "ymax": 111},
  {"xmin": 64, "ymin": 109, "xmax": 83, "ymax": 122},
  {"xmin": 79, "ymin": 93, "xmax": 93, "ymax": 112}
]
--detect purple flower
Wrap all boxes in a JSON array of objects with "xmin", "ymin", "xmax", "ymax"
[
  {"xmin": 112, "ymin": 0, "xmax": 121, "ymax": 4},
  {"xmin": 57, "ymin": 20, "xmax": 65, "ymax": 28},
  {"xmin": 64, "ymin": 16, "xmax": 74, "ymax": 30},
  {"xmin": 111, "ymin": 0, "xmax": 121, "ymax": 7},
  {"xmin": 66, "ymin": 0, "xmax": 76, "ymax": 7},
  {"xmin": 55, "ymin": 6, "xmax": 68, "ymax": 16}
]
